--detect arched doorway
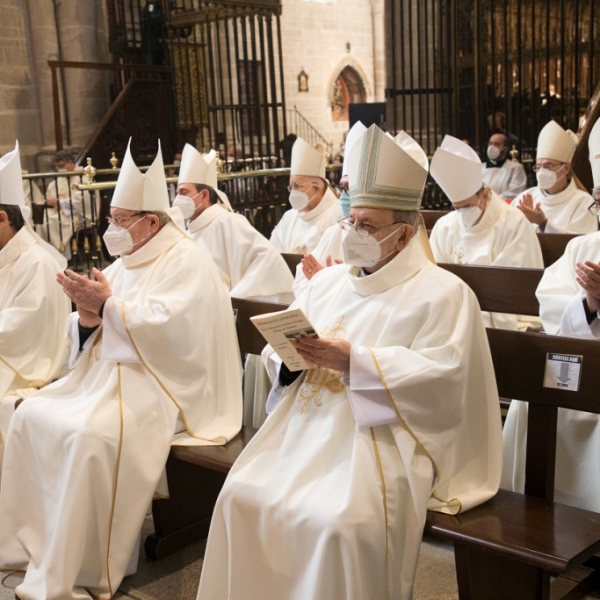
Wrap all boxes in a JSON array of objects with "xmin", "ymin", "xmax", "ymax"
[{"xmin": 330, "ymin": 66, "xmax": 367, "ymax": 122}]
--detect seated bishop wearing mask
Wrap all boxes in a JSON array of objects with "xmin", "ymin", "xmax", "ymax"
[
  {"xmin": 0, "ymin": 140, "xmax": 242, "ymax": 600},
  {"xmin": 196, "ymin": 125, "xmax": 502, "ymax": 600}
]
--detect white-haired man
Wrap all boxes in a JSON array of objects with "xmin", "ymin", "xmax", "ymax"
[{"xmin": 270, "ymin": 137, "xmax": 341, "ymax": 255}]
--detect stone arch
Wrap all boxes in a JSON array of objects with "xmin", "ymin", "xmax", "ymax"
[{"xmin": 329, "ymin": 63, "xmax": 369, "ymax": 122}]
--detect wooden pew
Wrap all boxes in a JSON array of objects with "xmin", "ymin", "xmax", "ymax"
[
  {"xmin": 422, "ymin": 209, "xmax": 449, "ymax": 230},
  {"xmin": 145, "ymin": 298, "xmax": 288, "ymax": 560},
  {"xmin": 538, "ymin": 232, "xmax": 580, "ymax": 267},
  {"xmin": 426, "ymin": 328, "xmax": 600, "ymax": 600}
]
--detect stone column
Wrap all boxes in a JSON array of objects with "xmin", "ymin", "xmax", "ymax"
[
  {"xmin": 0, "ymin": 0, "xmax": 43, "ymax": 166},
  {"xmin": 370, "ymin": 0, "xmax": 385, "ymax": 102}
]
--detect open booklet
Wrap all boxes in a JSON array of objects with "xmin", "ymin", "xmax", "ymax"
[{"xmin": 251, "ymin": 308, "xmax": 319, "ymax": 372}]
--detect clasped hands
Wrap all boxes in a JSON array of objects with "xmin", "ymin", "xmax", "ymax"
[
  {"xmin": 575, "ymin": 260, "xmax": 600, "ymax": 313},
  {"xmin": 56, "ymin": 268, "xmax": 112, "ymax": 327},
  {"xmin": 517, "ymin": 193, "xmax": 547, "ymax": 227}
]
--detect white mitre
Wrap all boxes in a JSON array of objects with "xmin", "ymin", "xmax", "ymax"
[
  {"xmin": 0, "ymin": 142, "xmax": 29, "ymax": 221},
  {"xmin": 0, "ymin": 141, "xmax": 67, "ymax": 268},
  {"xmin": 342, "ymin": 121, "xmax": 367, "ymax": 177},
  {"xmin": 536, "ymin": 120, "xmax": 577, "ymax": 163},
  {"xmin": 394, "ymin": 131, "xmax": 429, "ymax": 171},
  {"xmin": 290, "ymin": 137, "xmax": 326, "ymax": 179},
  {"xmin": 178, "ymin": 144, "xmax": 232, "ymax": 211},
  {"xmin": 430, "ymin": 135, "xmax": 482, "ymax": 203},
  {"xmin": 588, "ymin": 118, "xmax": 600, "ymax": 188},
  {"xmin": 347, "ymin": 124, "xmax": 428, "ymax": 211},
  {"xmin": 111, "ymin": 139, "xmax": 169, "ymax": 212}
]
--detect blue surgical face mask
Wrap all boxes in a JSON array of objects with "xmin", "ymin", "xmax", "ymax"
[{"xmin": 339, "ymin": 190, "xmax": 351, "ymax": 217}]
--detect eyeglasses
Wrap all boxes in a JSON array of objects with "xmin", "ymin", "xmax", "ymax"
[
  {"xmin": 106, "ymin": 212, "xmax": 145, "ymax": 227},
  {"xmin": 334, "ymin": 183, "xmax": 349, "ymax": 195},
  {"xmin": 588, "ymin": 201, "xmax": 600, "ymax": 216},
  {"xmin": 338, "ymin": 216, "xmax": 404, "ymax": 238},
  {"xmin": 532, "ymin": 162, "xmax": 564, "ymax": 173},
  {"xmin": 287, "ymin": 183, "xmax": 313, "ymax": 193}
]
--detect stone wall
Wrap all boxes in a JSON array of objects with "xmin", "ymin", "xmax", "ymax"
[
  {"xmin": 279, "ymin": 0, "xmax": 384, "ymax": 154},
  {"xmin": 0, "ymin": 0, "xmax": 109, "ymax": 170}
]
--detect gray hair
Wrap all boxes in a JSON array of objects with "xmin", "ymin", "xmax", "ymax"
[
  {"xmin": 392, "ymin": 210, "xmax": 419, "ymax": 234},
  {"xmin": 145, "ymin": 210, "xmax": 171, "ymax": 227}
]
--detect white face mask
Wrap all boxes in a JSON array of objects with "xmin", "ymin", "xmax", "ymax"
[
  {"xmin": 289, "ymin": 187, "xmax": 315, "ymax": 211},
  {"xmin": 536, "ymin": 166, "xmax": 565, "ymax": 191},
  {"xmin": 487, "ymin": 145, "xmax": 501, "ymax": 161},
  {"xmin": 342, "ymin": 225, "xmax": 404, "ymax": 268},
  {"xmin": 458, "ymin": 205, "xmax": 482, "ymax": 228},
  {"xmin": 173, "ymin": 192, "xmax": 200, "ymax": 220},
  {"xmin": 103, "ymin": 216, "xmax": 147, "ymax": 256}
]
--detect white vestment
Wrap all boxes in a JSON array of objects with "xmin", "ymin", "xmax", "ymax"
[
  {"xmin": 481, "ymin": 159, "xmax": 528, "ymax": 200},
  {"xmin": 187, "ymin": 203, "xmax": 294, "ymax": 428},
  {"xmin": 511, "ymin": 179, "xmax": 597, "ymax": 234},
  {"xmin": 0, "ymin": 227, "xmax": 71, "ymax": 455},
  {"xmin": 0, "ymin": 222, "xmax": 242, "ymax": 600},
  {"xmin": 269, "ymin": 187, "xmax": 341, "ymax": 254},
  {"xmin": 292, "ymin": 222, "xmax": 346, "ymax": 298},
  {"xmin": 197, "ymin": 236, "xmax": 502, "ymax": 600},
  {"xmin": 187, "ymin": 203, "xmax": 294, "ymax": 298},
  {"xmin": 502, "ymin": 231, "xmax": 600, "ymax": 511},
  {"xmin": 38, "ymin": 172, "xmax": 93, "ymax": 254},
  {"xmin": 430, "ymin": 192, "xmax": 544, "ymax": 330}
]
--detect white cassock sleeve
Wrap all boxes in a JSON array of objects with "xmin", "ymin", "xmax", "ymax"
[
  {"xmin": 99, "ymin": 296, "xmax": 140, "ymax": 363},
  {"xmin": 560, "ymin": 290, "xmax": 600, "ymax": 338},
  {"xmin": 346, "ymin": 346, "xmax": 398, "ymax": 428}
]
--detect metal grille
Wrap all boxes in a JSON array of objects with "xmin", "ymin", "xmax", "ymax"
[{"xmin": 386, "ymin": 0, "xmax": 600, "ymax": 161}]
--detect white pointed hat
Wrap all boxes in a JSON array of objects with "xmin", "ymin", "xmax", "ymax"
[
  {"xmin": 589, "ymin": 118, "xmax": 600, "ymax": 188},
  {"xmin": 0, "ymin": 141, "xmax": 27, "ymax": 218},
  {"xmin": 430, "ymin": 135, "xmax": 482, "ymax": 203},
  {"xmin": 178, "ymin": 144, "xmax": 232, "ymax": 210},
  {"xmin": 347, "ymin": 125, "xmax": 428, "ymax": 211},
  {"xmin": 111, "ymin": 139, "xmax": 169, "ymax": 211},
  {"xmin": 290, "ymin": 137, "xmax": 326, "ymax": 179},
  {"xmin": 536, "ymin": 120, "xmax": 577, "ymax": 163},
  {"xmin": 394, "ymin": 131, "xmax": 429, "ymax": 171},
  {"xmin": 342, "ymin": 121, "xmax": 367, "ymax": 177},
  {"xmin": 0, "ymin": 141, "xmax": 66, "ymax": 268}
]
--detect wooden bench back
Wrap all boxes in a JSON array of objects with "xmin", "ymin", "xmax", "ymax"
[
  {"xmin": 281, "ymin": 253, "xmax": 303, "ymax": 274},
  {"xmin": 231, "ymin": 297, "xmax": 288, "ymax": 356},
  {"xmin": 488, "ymin": 328, "xmax": 600, "ymax": 501},
  {"xmin": 537, "ymin": 233, "xmax": 579, "ymax": 267},
  {"xmin": 421, "ymin": 210, "xmax": 449, "ymax": 230},
  {"xmin": 438, "ymin": 263, "xmax": 543, "ymax": 316}
]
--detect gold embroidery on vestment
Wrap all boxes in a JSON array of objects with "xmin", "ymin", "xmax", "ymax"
[{"xmin": 297, "ymin": 317, "xmax": 347, "ymax": 415}]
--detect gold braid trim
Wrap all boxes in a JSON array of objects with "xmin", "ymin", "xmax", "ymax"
[
  {"xmin": 367, "ymin": 348, "xmax": 462, "ymax": 513},
  {"xmin": 370, "ymin": 427, "xmax": 392, "ymax": 600},
  {"xmin": 119, "ymin": 303, "xmax": 225, "ymax": 444},
  {"xmin": 106, "ymin": 363, "xmax": 125, "ymax": 598}
]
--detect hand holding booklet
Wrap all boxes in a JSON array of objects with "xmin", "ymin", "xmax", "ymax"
[{"xmin": 250, "ymin": 308, "xmax": 319, "ymax": 371}]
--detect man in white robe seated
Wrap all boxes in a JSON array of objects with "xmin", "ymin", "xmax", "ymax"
[
  {"xmin": 0, "ymin": 141, "xmax": 242, "ymax": 600},
  {"xmin": 511, "ymin": 120, "xmax": 597, "ymax": 234},
  {"xmin": 293, "ymin": 121, "xmax": 366, "ymax": 298},
  {"xmin": 174, "ymin": 143, "xmax": 294, "ymax": 299},
  {"xmin": 502, "ymin": 117, "xmax": 600, "ymax": 511},
  {"xmin": 196, "ymin": 125, "xmax": 502, "ymax": 600},
  {"xmin": 173, "ymin": 143, "xmax": 294, "ymax": 427},
  {"xmin": 39, "ymin": 150, "xmax": 93, "ymax": 256},
  {"xmin": 430, "ymin": 135, "xmax": 544, "ymax": 330},
  {"xmin": 0, "ymin": 142, "xmax": 70, "ymax": 469},
  {"xmin": 269, "ymin": 137, "xmax": 341, "ymax": 254},
  {"xmin": 481, "ymin": 133, "xmax": 528, "ymax": 201}
]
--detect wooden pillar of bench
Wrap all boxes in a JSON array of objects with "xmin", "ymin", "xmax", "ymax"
[
  {"xmin": 145, "ymin": 455, "xmax": 226, "ymax": 560},
  {"xmin": 454, "ymin": 543, "xmax": 550, "ymax": 600}
]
